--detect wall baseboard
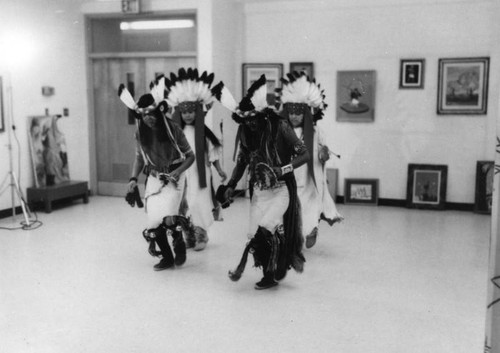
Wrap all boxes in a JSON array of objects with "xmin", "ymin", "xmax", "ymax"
[
  {"xmin": 335, "ymin": 196, "xmax": 474, "ymax": 212},
  {"xmin": 0, "ymin": 206, "xmax": 23, "ymax": 220},
  {"xmin": 0, "ymin": 196, "xmax": 478, "ymax": 220}
]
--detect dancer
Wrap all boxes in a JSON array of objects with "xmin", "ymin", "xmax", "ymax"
[
  {"xmin": 118, "ymin": 77, "xmax": 195, "ymax": 271},
  {"xmin": 213, "ymin": 75, "xmax": 310, "ymax": 290},
  {"xmin": 165, "ymin": 68, "xmax": 227, "ymax": 251},
  {"xmin": 277, "ymin": 71, "xmax": 343, "ymax": 248}
]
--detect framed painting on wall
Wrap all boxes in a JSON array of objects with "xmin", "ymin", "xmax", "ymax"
[
  {"xmin": 399, "ymin": 59, "xmax": 425, "ymax": 89},
  {"xmin": 0, "ymin": 76, "xmax": 4, "ymax": 133},
  {"xmin": 28, "ymin": 115, "xmax": 70, "ymax": 188},
  {"xmin": 437, "ymin": 57, "xmax": 489, "ymax": 115},
  {"xmin": 474, "ymin": 160, "xmax": 494, "ymax": 214},
  {"xmin": 344, "ymin": 178, "xmax": 379, "ymax": 205},
  {"xmin": 406, "ymin": 164, "xmax": 447, "ymax": 210},
  {"xmin": 336, "ymin": 70, "xmax": 376, "ymax": 122},
  {"xmin": 242, "ymin": 63, "xmax": 283, "ymax": 106},
  {"xmin": 289, "ymin": 62, "xmax": 314, "ymax": 79}
]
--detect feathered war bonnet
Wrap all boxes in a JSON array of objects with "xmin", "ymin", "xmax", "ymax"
[
  {"xmin": 276, "ymin": 71, "xmax": 328, "ymax": 186},
  {"xmin": 117, "ymin": 76, "xmax": 168, "ymax": 119},
  {"xmin": 164, "ymin": 67, "xmax": 218, "ymax": 188},
  {"xmin": 213, "ymin": 75, "xmax": 284, "ymax": 165}
]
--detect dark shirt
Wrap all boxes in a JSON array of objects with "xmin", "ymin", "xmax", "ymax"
[
  {"xmin": 135, "ymin": 121, "xmax": 192, "ymax": 169},
  {"xmin": 238, "ymin": 119, "xmax": 305, "ymax": 180}
]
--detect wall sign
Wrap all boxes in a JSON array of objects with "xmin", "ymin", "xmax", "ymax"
[{"xmin": 121, "ymin": 0, "xmax": 140, "ymax": 14}]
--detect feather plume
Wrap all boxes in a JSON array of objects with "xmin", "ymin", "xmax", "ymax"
[
  {"xmin": 212, "ymin": 82, "xmax": 238, "ymax": 112},
  {"xmin": 246, "ymin": 75, "xmax": 268, "ymax": 112},
  {"xmin": 150, "ymin": 76, "xmax": 166, "ymax": 104},
  {"xmin": 278, "ymin": 72, "xmax": 327, "ymax": 110},
  {"xmin": 164, "ymin": 67, "xmax": 218, "ymax": 107},
  {"xmin": 118, "ymin": 84, "xmax": 137, "ymax": 110}
]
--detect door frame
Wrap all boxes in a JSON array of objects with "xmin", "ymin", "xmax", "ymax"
[{"xmin": 84, "ymin": 16, "xmax": 197, "ymax": 196}]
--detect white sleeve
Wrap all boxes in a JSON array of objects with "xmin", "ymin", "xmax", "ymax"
[
  {"xmin": 316, "ymin": 125, "xmax": 329, "ymax": 148},
  {"xmin": 207, "ymin": 139, "xmax": 222, "ymax": 163}
]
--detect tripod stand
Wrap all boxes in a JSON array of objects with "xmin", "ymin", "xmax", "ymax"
[{"xmin": 4, "ymin": 74, "xmax": 32, "ymax": 227}]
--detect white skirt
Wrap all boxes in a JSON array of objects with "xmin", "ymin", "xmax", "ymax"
[
  {"xmin": 144, "ymin": 173, "xmax": 186, "ymax": 229},
  {"xmin": 248, "ymin": 184, "xmax": 289, "ymax": 236}
]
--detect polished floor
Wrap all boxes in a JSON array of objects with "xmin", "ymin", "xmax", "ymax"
[{"xmin": 0, "ymin": 196, "xmax": 491, "ymax": 353}]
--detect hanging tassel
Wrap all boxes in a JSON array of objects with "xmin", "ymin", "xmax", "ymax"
[{"xmin": 228, "ymin": 240, "xmax": 254, "ymax": 281}]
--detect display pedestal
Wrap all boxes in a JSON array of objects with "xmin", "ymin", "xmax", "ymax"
[{"xmin": 27, "ymin": 180, "xmax": 89, "ymax": 213}]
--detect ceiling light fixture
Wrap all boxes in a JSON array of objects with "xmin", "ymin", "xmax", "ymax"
[{"xmin": 120, "ymin": 19, "xmax": 195, "ymax": 31}]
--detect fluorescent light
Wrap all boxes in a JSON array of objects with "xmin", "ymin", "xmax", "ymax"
[{"xmin": 120, "ymin": 19, "xmax": 194, "ymax": 31}]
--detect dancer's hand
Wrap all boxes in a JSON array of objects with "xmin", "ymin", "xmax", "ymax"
[
  {"xmin": 218, "ymin": 169, "xmax": 227, "ymax": 182},
  {"xmin": 127, "ymin": 179, "xmax": 137, "ymax": 193},
  {"xmin": 224, "ymin": 186, "xmax": 234, "ymax": 202},
  {"xmin": 319, "ymin": 145, "xmax": 330, "ymax": 164},
  {"xmin": 272, "ymin": 167, "xmax": 282, "ymax": 178}
]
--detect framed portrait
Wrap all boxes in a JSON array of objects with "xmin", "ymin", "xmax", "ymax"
[
  {"xmin": 399, "ymin": 59, "xmax": 425, "ymax": 89},
  {"xmin": 0, "ymin": 76, "xmax": 4, "ymax": 133},
  {"xmin": 289, "ymin": 62, "xmax": 314, "ymax": 79},
  {"xmin": 437, "ymin": 57, "xmax": 489, "ymax": 115},
  {"xmin": 336, "ymin": 70, "xmax": 376, "ymax": 122},
  {"xmin": 344, "ymin": 178, "xmax": 379, "ymax": 205},
  {"xmin": 28, "ymin": 115, "xmax": 70, "ymax": 188},
  {"xmin": 406, "ymin": 164, "xmax": 447, "ymax": 210},
  {"xmin": 474, "ymin": 160, "xmax": 494, "ymax": 214},
  {"xmin": 242, "ymin": 63, "xmax": 283, "ymax": 106}
]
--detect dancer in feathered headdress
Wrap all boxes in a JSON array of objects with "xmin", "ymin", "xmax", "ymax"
[
  {"xmin": 164, "ymin": 68, "xmax": 227, "ymax": 251},
  {"xmin": 276, "ymin": 71, "xmax": 344, "ymax": 249},
  {"xmin": 118, "ymin": 77, "xmax": 195, "ymax": 271},
  {"xmin": 213, "ymin": 75, "xmax": 310, "ymax": 290}
]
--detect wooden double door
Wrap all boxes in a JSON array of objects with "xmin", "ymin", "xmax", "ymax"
[{"xmin": 92, "ymin": 56, "xmax": 196, "ymax": 196}]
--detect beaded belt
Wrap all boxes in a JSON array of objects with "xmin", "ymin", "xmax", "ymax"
[{"xmin": 145, "ymin": 162, "xmax": 181, "ymax": 177}]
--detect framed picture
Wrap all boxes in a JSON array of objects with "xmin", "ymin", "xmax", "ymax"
[
  {"xmin": 406, "ymin": 164, "xmax": 447, "ymax": 210},
  {"xmin": 400, "ymin": 59, "xmax": 425, "ymax": 89},
  {"xmin": 28, "ymin": 115, "xmax": 70, "ymax": 188},
  {"xmin": 289, "ymin": 62, "xmax": 314, "ymax": 79},
  {"xmin": 437, "ymin": 57, "xmax": 489, "ymax": 115},
  {"xmin": 344, "ymin": 178, "xmax": 379, "ymax": 205},
  {"xmin": 242, "ymin": 63, "xmax": 283, "ymax": 106},
  {"xmin": 336, "ymin": 70, "xmax": 376, "ymax": 122},
  {"xmin": 474, "ymin": 160, "xmax": 494, "ymax": 214},
  {"xmin": 0, "ymin": 76, "xmax": 4, "ymax": 133}
]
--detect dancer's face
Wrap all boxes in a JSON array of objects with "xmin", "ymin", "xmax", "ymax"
[
  {"xmin": 181, "ymin": 111, "xmax": 196, "ymax": 125},
  {"xmin": 142, "ymin": 113, "xmax": 158, "ymax": 129},
  {"xmin": 244, "ymin": 117, "xmax": 259, "ymax": 131},
  {"xmin": 289, "ymin": 113, "xmax": 304, "ymax": 127}
]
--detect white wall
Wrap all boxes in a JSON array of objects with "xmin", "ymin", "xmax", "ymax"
[
  {"xmin": 0, "ymin": 0, "xmax": 89, "ymax": 212},
  {"xmin": 211, "ymin": 0, "xmax": 244, "ymax": 185},
  {"xmin": 242, "ymin": 0, "xmax": 499, "ymax": 203},
  {"xmin": 0, "ymin": 0, "xmax": 498, "ymax": 214}
]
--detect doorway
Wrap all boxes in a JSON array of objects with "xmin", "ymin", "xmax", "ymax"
[{"xmin": 91, "ymin": 56, "xmax": 196, "ymax": 196}]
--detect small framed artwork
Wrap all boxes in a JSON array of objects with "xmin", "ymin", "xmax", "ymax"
[
  {"xmin": 289, "ymin": 62, "xmax": 314, "ymax": 79},
  {"xmin": 399, "ymin": 59, "xmax": 425, "ymax": 89},
  {"xmin": 0, "ymin": 76, "xmax": 4, "ymax": 133},
  {"xmin": 406, "ymin": 164, "xmax": 448, "ymax": 210},
  {"xmin": 474, "ymin": 160, "xmax": 494, "ymax": 214},
  {"xmin": 437, "ymin": 57, "xmax": 489, "ymax": 115},
  {"xmin": 344, "ymin": 178, "xmax": 379, "ymax": 205},
  {"xmin": 242, "ymin": 63, "xmax": 283, "ymax": 106},
  {"xmin": 336, "ymin": 70, "xmax": 376, "ymax": 123}
]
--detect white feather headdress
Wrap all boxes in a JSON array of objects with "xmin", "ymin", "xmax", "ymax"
[
  {"xmin": 164, "ymin": 68, "xmax": 216, "ymax": 108},
  {"xmin": 118, "ymin": 76, "xmax": 166, "ymax": 113},
  {"xmin": 277, "ymin": 71, "xmax": 326, "ymax": 110},
  {"xmin": 213, "ymin": 74, "xmax": 272, "ymax": 123}
]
